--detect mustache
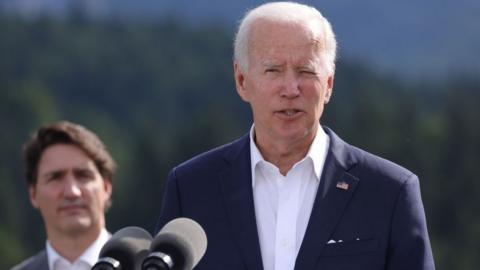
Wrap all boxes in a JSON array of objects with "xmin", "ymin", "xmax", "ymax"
[{"xmin": 58, "ymin": 199, "xmax": 86, "ymax": 209}]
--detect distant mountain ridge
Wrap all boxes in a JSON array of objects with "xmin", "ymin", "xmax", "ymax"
[{"xmin": 2, "ymin": 0, "xmax": 479, "ymax": 78}]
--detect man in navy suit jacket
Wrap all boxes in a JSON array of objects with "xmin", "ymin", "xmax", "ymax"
[{"xmin": 156, "ymin": 2, "xmax": 435, "ymax": 270}]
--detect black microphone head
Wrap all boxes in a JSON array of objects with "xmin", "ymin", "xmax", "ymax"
[
  {"xmin": 148, "ymin": 218, "xmax": 207, "ymax": 270},
  {"xmin": 94, "ymin": 227, "xmax": 152, "ymax": 270}
]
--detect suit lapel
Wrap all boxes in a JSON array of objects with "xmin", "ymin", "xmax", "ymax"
[
  {"xmin": 295, "ymin": 127, "xmax": 359, "ymax": 270},
  {"xmin": 38, "ymin": 250, "xmax": 49, "ymax": 270},
  {"xmin": 19, "ymin": 250, "xmax": 48, "ymax": 270},
  {"xmin": 220, "ymin": 135, "xmax": 263, "ymax": 270}
]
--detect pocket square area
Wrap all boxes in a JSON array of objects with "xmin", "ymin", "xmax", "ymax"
[
  {"xmin": 322, "ymin": 238, "xmax": 378, "ymax": 257},
  {"xmin": 326, "ymin": 237, "xmax": 364, "ymax": 245}
]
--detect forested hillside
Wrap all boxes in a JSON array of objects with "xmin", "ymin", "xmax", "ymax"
[{"xmin": 1, "ymin": 15, "xmax": 479, "ymax": 269}]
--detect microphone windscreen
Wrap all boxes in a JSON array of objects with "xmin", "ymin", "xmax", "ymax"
[
  {"xmin": 99, "ymin": 227, "xmax": 152, "ymax": 270},
  {"xmin": 151, "ymin": 218, "xmax": 207, "ymax": 270}
]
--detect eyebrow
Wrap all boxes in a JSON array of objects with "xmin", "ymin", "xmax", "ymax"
[
  {"xmin": 261, "ymin": 60, "xmax": 284, "ymax": 67},
  {"xmin": 41, "ymin": 169, "xmax": 66, "ymax": 179},
  {"xmin": 298, "ymin": 63, "xmax": 317, "ymax": 70},
  {"xmin": 40, "ymin": 167, "xmax": 94, "ymax": 178},
  {"xmin": 73, "ymin": 168, "xmax": 95, "ymax": 175}
]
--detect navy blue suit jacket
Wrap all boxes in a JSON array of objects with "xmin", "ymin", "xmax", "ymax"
[{"xmin": 156, "ymin": 126, "xmax": 435, "ymax": 270}]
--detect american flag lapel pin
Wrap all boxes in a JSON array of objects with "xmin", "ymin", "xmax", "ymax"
[{"xmin": 336, "ymin": 181, "xmax": 349, "ymax": 190}]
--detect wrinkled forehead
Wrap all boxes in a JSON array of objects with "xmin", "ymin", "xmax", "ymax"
[
  {"xmin": 248, "ymin": 18, "xmax": 325, "ymax": 54},
  {"xmin": 248, "ymin": 19, "xmax": 325, "ymax": 61}
]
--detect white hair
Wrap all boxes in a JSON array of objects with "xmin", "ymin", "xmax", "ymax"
[{"xmin": 234, "ymin": 1, "xmax": 337, "ymax": 73}]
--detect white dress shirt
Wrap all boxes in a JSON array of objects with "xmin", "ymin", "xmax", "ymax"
[
  {"xmin": 46, "ymin": 229, "xmax": 110, "ymax": 270},
  {"xmin": 250, "ymin": 126, "xmax": 329, "ymax": 270}
]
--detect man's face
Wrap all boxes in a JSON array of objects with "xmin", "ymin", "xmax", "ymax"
[
  {"xmin": 235, "ymin": 20, "xmax": 334, "ymax": 147},
  {"xmin": 29, "ymin": 143, "xmax": 112, "ymax": 237}
]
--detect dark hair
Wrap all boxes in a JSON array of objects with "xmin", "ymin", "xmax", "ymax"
[{"xmin": 23, "ymin": 121, "xmax": 117, "ymax": 186}]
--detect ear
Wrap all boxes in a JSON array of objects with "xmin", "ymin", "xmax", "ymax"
[
  {"xmin": 29, "ymin": 185, "xmax": 39, "ymax": 209},
  {"xmin": 324, "ymin": 66, "xmax": 335, "ymax": 104},
  {"xmin": 234, "ymin": 62, "xmax": 250, "ymax": 102}
]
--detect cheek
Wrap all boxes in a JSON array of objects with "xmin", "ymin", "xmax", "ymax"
[
  {"xmin": 254, "ymin": 80, "xmax": 277, "ymax": 101},
  {"xmin": 244, "ymin": 79, "xmax": 260, "ymax": 100},
  {"xmin": 251, "ymin": 93, "xmax": 272, "ymax": 117},
  {"xmin": 84, "ymin": 184, "xmax": 105, "ymax": 202},
  {"xmin": 309, "ymin": 81, "xmax": 329, "ymax": 100},
  {"xmin": 303, "ymin": 87, "xmax": 326, "ymax": 115},
  {"xmin": 34, "ymin": 187, "xmax": 58, "ymax": 204},
  {"xmin": 302, "ymin": 85, "xmax": 321, "ymax": 102},
  {"xmin": 94, "ymin": 185, "xmax": 111, "ymax": 206}
]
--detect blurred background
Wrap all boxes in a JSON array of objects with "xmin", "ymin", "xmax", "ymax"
[{"xmin": 1, "ymin": 0, "xmax": 479, "ymax": 269}]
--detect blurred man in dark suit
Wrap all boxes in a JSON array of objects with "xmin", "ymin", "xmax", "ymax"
[
  {"xmin": 11, "ymin": 121, "xmax": 116, "ymax": 270},
  {"xmin": 156, "ymin": 2, "xmax": 435, "ymax": 269}
]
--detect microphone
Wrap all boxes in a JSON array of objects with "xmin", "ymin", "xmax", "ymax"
[
  {"xmin": 142, "ymin": 218, "xmax": 207, "ymax": 270},
  {"xmin": 92, "ymin": 227, "xmax": 152, "ymax": 270}
]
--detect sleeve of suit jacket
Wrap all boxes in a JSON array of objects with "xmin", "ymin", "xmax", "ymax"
[{"xmin": 386, "ymin": 174, "xmax": 435, "ymax": 270}]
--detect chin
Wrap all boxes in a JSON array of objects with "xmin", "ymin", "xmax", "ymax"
[
  {"xmin": 61, "ymin": 218, "xmax": 93, "ymax": 234},
  {"xmin": 278, "ymin": 126, "xmax": 312, "ymax": 139}
]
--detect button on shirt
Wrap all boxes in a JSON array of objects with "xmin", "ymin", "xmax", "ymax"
[
  {"xmin": 46, "ymin": 229, "xmax": 110, "ymax": 270},
  {"xmin": 250, "ymin": 126, "xmax": 329, "ymax": 270}
]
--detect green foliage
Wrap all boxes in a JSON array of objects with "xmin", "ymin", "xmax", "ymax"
[
  {"xmin": 1, "ymin": 15, "xmax": 479, "ymax": 270},
  {"xmin": 0, "ymin": 225, "xmax": 27, "ymax": 270}
]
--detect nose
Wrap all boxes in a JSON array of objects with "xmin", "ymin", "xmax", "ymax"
[
  {"xmin": 281, "ymin": 71, "xmax": 300, "ymax": 99},
  {"xmin": 63, "ymin": 175, "xmax": 82, "ymax": 198}
]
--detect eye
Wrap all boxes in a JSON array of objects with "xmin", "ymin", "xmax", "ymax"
[
  {"xmin": 47, "ymin": 171, "xmax": 63, "ymax": 182},
  {"xmin": 300, "ymin": 69, "xmax": 317, "ymax": 75},
  {"xmin": 265, "ymin": 68, "xmax": 279, "ymax": 73},
  {"xmin": 75, "ymin": 169, "xmax": 95, "ymax": 182}
]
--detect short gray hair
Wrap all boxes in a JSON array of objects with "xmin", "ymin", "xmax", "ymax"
[{"xmin": 233, "ymin": 1, "xmax": 337, "ymax": 73}]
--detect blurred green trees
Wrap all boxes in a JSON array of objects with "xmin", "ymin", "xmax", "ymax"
[{"xmin": 1, "ymin": 15, "xmax": 479, "ymax": 269}]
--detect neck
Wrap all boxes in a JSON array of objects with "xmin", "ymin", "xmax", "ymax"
[
  {"xmin": 255, "ymin": 128, "xmax": 317, "ymax": 176},
  {"xmin": 47, "ymin": 225, "xmax": 102, "ymax": 262}
]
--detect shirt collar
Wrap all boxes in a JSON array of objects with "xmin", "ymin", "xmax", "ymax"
[
  {"xmin": 305, "ymin": 125, "xmax": 329, "ymax": 181},
  {"xmin": 46, "ymin": 228, "xmax": 110, "ymax": 270},
  {"xmin": 249, "ymin": 124, "xmax": 329, "ymax": 187},
  {"xmin": 249, "ymin": 125, "xmax": 263, "ymax": 187}
]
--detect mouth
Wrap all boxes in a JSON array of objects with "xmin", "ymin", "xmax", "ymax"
[
  {"xmin": 58, "ymin": 204, "xmax": 87, "ymax": 213},
  {"xmin": 275, "ymin": 109, "xmax": 304, "ymax": 118}
]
